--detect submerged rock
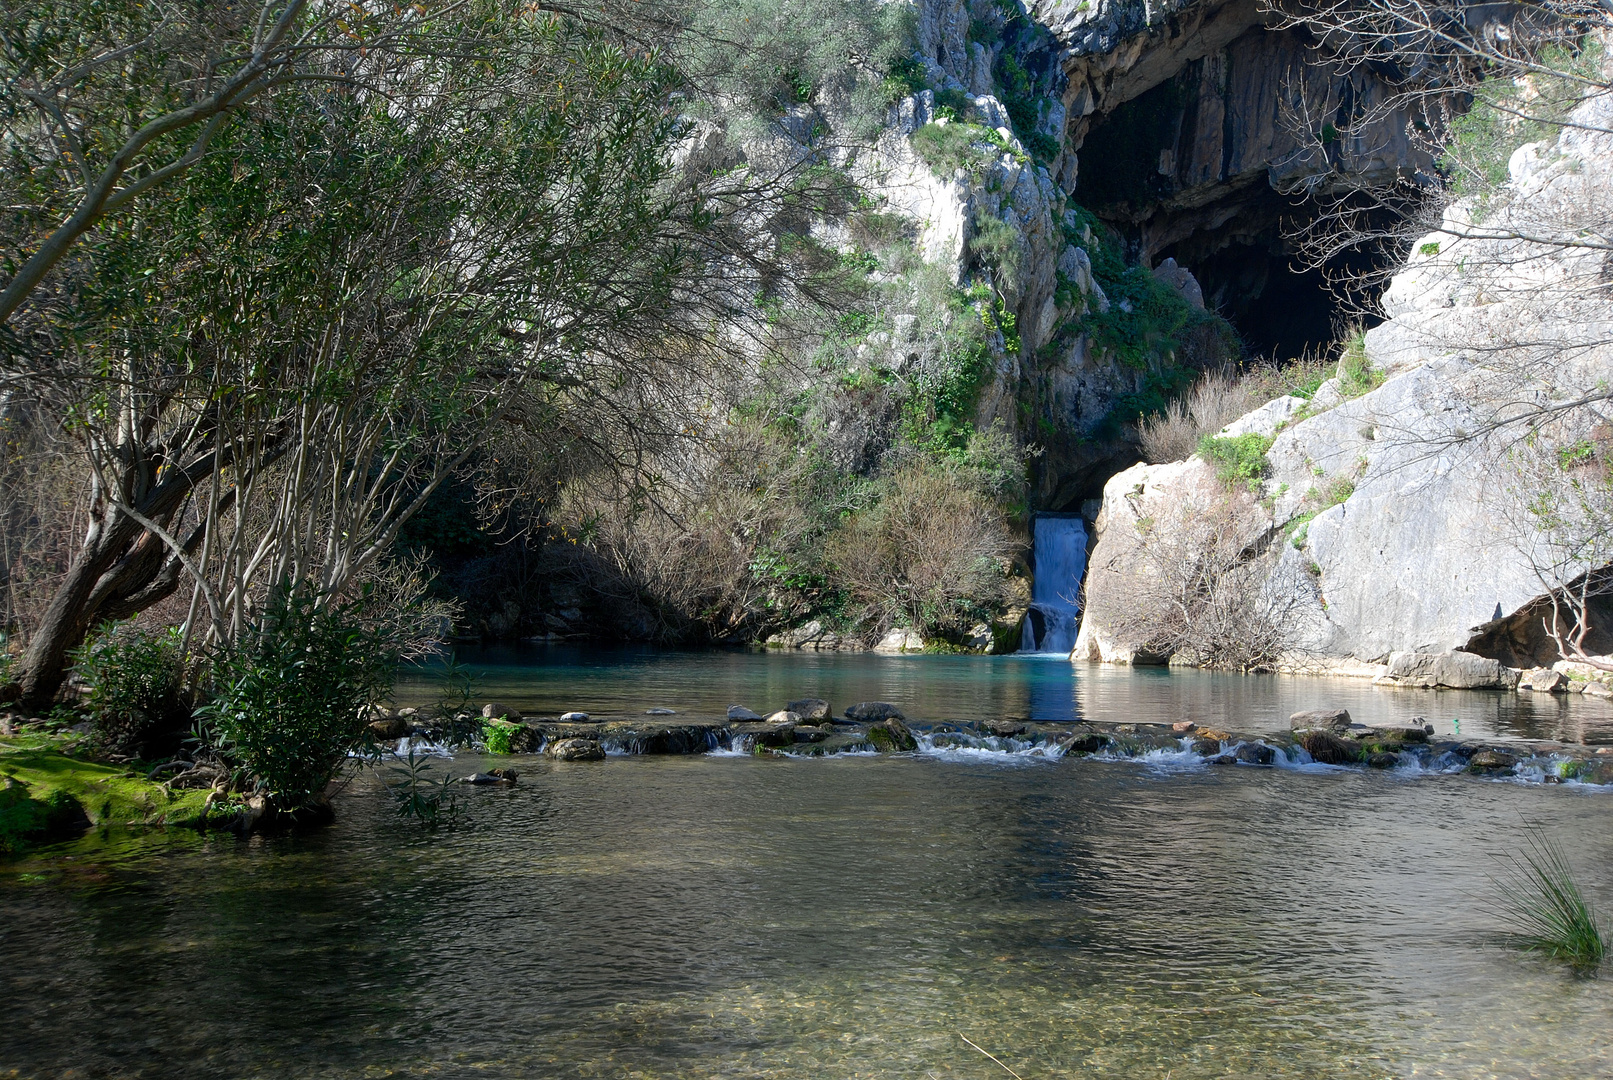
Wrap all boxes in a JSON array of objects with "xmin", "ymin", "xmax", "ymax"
[
  {"xmin": 645, "ymin": 708, "xmax": 678, "ymax": 715},
  {"xmin": 1191, "ymin": 737, "xmax": 1222, "ymax": 757},
  {"xmin": 463, "ymin": 771, "xmax": 517, "ymax": 784},
  {"xmin": 1061, "ymin": 731, "xmax": 1111, "ymax": 754},
  {"xmin": 545, "ymin": 738, "xmax": 605, "ymax": 762},
  {"xmin": 1234, "ymin": 742, "xmax": 1275, "ymax": 765},
  {"xmin": 845, "ymin": 702, "xmax": 906, "ymax": 722},
  {"xmin": 985, "ymin": 720, "xmax": 1027, "ymax": 737},
  {"xmin": 1290, "ymin": 709, "xmax": 1352, "ymax": 732},
  {"xmin": 1367, "ymin": 752, "xmax": 1400, "ymax": 769},
  {"xmin": 1466, "ymin": 749, "xmax": 1517, "ymax": 773},
  {"xmin": 727, "ymin": 705, "xmax": 764, "ymax": 721}
]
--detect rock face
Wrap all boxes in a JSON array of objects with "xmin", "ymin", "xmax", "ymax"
[{"xmin": 1076, "ymin": 85, "xmax": 1613, "ymax": 674}]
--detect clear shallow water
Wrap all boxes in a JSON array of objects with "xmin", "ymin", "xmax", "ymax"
[
  {"xmin": 400, "ymin": 644, "xmax": 1613, "ymax": 743},
  {"xmin": 5, "ymin": 650, "xmax": 1613, "ymax": 1079}
]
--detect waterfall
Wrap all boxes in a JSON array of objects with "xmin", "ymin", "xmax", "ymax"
[{"xmin": 1020, "ymin": 515, "xmax": 1088, "ymax": 653}]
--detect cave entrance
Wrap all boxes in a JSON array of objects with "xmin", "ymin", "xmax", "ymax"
[{"xmin": 1073, "ymin": 58, "xmax": 1407, "ymax": 360}]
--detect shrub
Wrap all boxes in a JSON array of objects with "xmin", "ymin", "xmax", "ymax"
[
  {"xmin": 826, "ymin": 458, "xmax": 1017, "ymax": 639},
  {"xmin": 1335, "ymin": 330, "xmax": 1383, "ymax": 398},
  {"xmin": 1493, "ymin": 827, "xmax": 1608, "ymax": 971},
  {"xmin": 1139, "ymin": 369, "xmax": 1259, "ymax": 463},
  {"xmin": 1197, "ymin": 433, "xmax": 1274, "ymax": 489},
  {"xmin": 198, "ymin": 587, "xmax": 402, "ymax": 810},
  {"xmin": 70, "ymin": 622, "xmax": 188, "ymax": 756},
  {"xmin": 910, "ymin": 121, "xmax": 1011, "ymax": 176}
]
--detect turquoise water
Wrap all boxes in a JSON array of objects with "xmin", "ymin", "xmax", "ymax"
[
  {"xmin": 4, "ymin": 649, "xmax": 1613, "ymax": 1078},
  {"xmin": 399, "ymin": 643, "xmax": 1613, "ymax": 743}
]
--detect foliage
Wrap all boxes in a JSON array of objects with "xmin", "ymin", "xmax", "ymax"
[
  {"xmin": 1197, "ymin": 434, "xmax": 1274, "ymax": 489},
  {"xmin": 70, "ymin": 622, "xmax": 187, "ymax": 755},
  {"xmin": 1493, "ymin": 827, "xmax": 1608, "ymax": 971},
  {"xmin": 481, "ymin": 719, "xmax": 519, "ymax": 755},
  {"xmin": 385, "ymin": 748, "xmax": 461, "ymax": 828},
  {"xmin": 198, "ymin": 586, "xmax": 403, "ymax": 809},
  {"xmin": 910, "ymin": 122, "xmax": 1014, "ymax": 177},
  {"xmin": 826, "ymin": 457, "xmax": 1017, "ymax": 639},
  {"xmin": 1334, "ymin": 331, "xmax": 1384, "ymax": 397}
]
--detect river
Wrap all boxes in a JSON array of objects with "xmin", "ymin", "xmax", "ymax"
[{"xmin": 2, "ymin": 647, "xmax": 1611, "ymax": 1078}]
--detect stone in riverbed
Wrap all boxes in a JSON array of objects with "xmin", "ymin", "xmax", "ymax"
[
  {"xmin": 645, "ymin": 708, "xmax": 678, "ymax": 715},
  {"xmin": 1298, "ymin": 729, "xmax": 1362, "ymax": 765},
  {"xmin": 558, "ymin": 711, "xmax": 590, "ymax": 722},
  {"xmin": 792, "ymin": 725, "xmax": 830, "ymax": 743},
  {"xmin": 545, "ymin": 738, "xmax": 605, "ymax": 762},
  {"xmin": 985, "ymin": 720, "xmax": 1026, "ymax": 737},
  {"xmin": 731, "ymin": 721, "xmax": 796, "ymax": 748},
  {"xmin": 1466, "ymin": 749, "xmax": 1517, "ymax": 772},
  {"xmin": 727, "ymin": 705, "xmax": 764, "ymax": 721},
  {"xmin": 845, "ymin": 701, "xmax": 905, "ymax": 722},
  {"xmin": 1172, "ymin": 721, "xmax": 1197, "ymax": 733},
  {"xmin": 866, "ymin": 717, "xmax": 917, "ymax": 752},
  {"xmin": 785, "ymin": 698, "xmax": 831, "ymax": 722},
  {"xmin": 1191, "ymin": 737, "xmax": 1222, "ymax": 757},
  {"xmin": 1518, "ymin": 668, "xmax": 1565, "ymax": 692},
  {"xmin": 1290, "ymin": 709, "xmax": 1352, "ymax": 732},
  {"xmin": 369, "ymin": 715, "xmax": 410, "ymax": 740},
  {"xmin": 764, "ymin": 710, "xmax": 801, "ymax": 725},
  {"xmin": 1061, "ymin": 732, "xmax": 1110, "ymax": 754},
  {"xmin": 462, "ymin": 771, "xmax": 517, "ymax": 784},
  {"xmin": 1367, "ymin": 752, "xmax": 1400, "ymax": 769},
  {"xmin": 483, "ymin": 702, "xmax": 523, "ymax": 721},
  {"xmin": 1234, "ymin": 742, "xmax": 1275, "ymax": 765}
]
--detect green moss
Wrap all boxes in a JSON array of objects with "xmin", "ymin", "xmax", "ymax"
[
  {"xmin": 0, "ymin": 734, "xmax": 213, "ymax": 854},
  {"xmin": 1197, "ymin": 433, "xmax": 1274, "ymax": 489}
]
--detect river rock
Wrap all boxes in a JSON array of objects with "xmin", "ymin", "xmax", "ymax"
[
  {"xmin": 731, "ymin": 721, "xmax": 797, "ymax": 749},
  {"xmin": 867, "ymin": 717, "xmax": 918, "ymax": 752},
  {"xmin": 558, "ymin": 711, "xmax": 590, "ymax": 722},
  {"xmin": 1367, "ymin": 752, "xmax": 1401, "ymax": 769},
  {"xmin": 1362, "ymin": 725, "xmax": 1429, "ymax": 744},
  {"xmin": 1466, "ymin": 748, "xmax": 1517, "ymax": 772},
  {"xmin": 1290, "ymin": 708, "xmax": 1352, "ymax": 732},
  {"xmin": 1172, "ymin": 721, "xmax": 1197, "ymax": 733},
  {"xmin": 645, "ymin": 708, "xmax": 678, "ymax": 715},
  {"xmin": 545, "ymin": 738, "xmax": 605, "ymax": 762},
  {"xmin": 368, "ymin": 715, "xmax": 409, "ymax": 740},
  {"xmin": 483, "ymin": 703, "xmax": 523, "ymax": 721},
  {"xmin": 873, "ymin": 628, "xmax": 924, "ymax": 653},
  {"xmin": 845, "ymin": 701, "xmax": 906, "ymax": 722},
  {"xmin": 765, "ymin": 710, "xmax": 800, "ymax": 725},
  {"xmin": 1234, "ymin": 742, "xmax": 1275, "ymax": 765},
  {"xmin": 727, "ymin": 705, "xmax": 764, "ymax": 721},
  {"xmin": 1298, "ymin": 729, "xmax": 1361, "ymax": 765},
  {"xmin": 1191, "ymin": 737, "xmax": 1222, "ymax": 756},
  {"xmin": 1518, "ymin": 667, "xmax": 1566, "ymax": 692},
  {"xmin": 784, "ymin": 698, "xmax": 831, "ymax": 722},
  {"xmin": 463, "ymin": 771, "xmax": 517, "ymax": 784},
  {"xmin": 1061, "ymin": 731, "xmax": 1110, "ymax": 754},
  {"xmin": 792, "ymin": 725, "xmax": 830, "ymax": 743},
  {"xmin": 985, "ymin": 720, "xmax": 1026, "ymax": 737}
]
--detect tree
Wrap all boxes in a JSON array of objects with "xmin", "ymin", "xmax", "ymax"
[{"xmin": 0, "ymin": 1, "xmax": 843, "ymax": 706}]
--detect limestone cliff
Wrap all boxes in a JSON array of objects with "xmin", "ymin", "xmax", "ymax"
[{"xmin": 1075, "ymin": 85, "xmax": 1613, "ymax": 677}]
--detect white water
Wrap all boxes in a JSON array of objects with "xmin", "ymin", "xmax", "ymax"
[{"xmin": 1021, "ymin": 515, "xmax": 1088, "ymax": 653}]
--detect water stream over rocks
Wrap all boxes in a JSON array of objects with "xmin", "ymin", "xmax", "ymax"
[{"xmin": 1021, "ymin": 516, "xmax": 1089, "ymax": 654}]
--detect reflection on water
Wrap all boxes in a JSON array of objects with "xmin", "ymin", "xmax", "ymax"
[
  {"xmin": 399, "ymin": 643, "xmax": 1613, "ymax": 743},
  {"xmin": 4, "ymin": 650, "xmax": 1613, "ymax": 1078}
]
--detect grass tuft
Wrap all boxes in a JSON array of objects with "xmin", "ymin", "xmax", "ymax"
[{"xmin": 1493, "ymin": 827, "xmax": 1608, "ymax": 972}]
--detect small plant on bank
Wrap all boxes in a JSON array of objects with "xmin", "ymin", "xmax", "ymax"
[
  {"xmin": 1493, "ymin": 827, "xmax": 1608, "ymax": 972},
  {"xmin": 1335, "ymin": 331, "xmax": 1384, "ymax": 398},
  {"xmin": 70, "ymin": 622, "xmax": 189, "ymax": 756},
  {"xmin": 1197, "ymin": 433, "xmax": 1274, "ymax": 490}
]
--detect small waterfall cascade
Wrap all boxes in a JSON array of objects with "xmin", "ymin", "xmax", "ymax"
[{"xmin": 1020, "ymin": 515, "xmax": 1089, "ymax": 653}]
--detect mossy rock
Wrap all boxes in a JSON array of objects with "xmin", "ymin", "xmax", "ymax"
[
  {"xmin": 1297, "ymin": 729, "xmax": 1362, "ymax": 765},
  {"xmin": 865, "ymin": 719, "xmax": 917, "ymax": 752},
  {"xmin": 1, "ymin": 735, "xmax": 212, "ymax": 853}
]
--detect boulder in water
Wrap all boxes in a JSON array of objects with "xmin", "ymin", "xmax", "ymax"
[
  {"xmin": 764, "ymin": 710, "xmax": 800, "ymax": 725},
  {"xmin": 985, "ymin": 720, "xmax": 1026, "ymax": 737},
  {"xmin": 1234, "ymin": 742, "xmax": 1275, "ymax": 765},
  {"xmin": 558, "ymin": 711, "xmax": 590, "ymax": 722},
  {"xmin": 545, "ymin": 738, "xmax": 605, "ymax": 762},
  {"xmin": 867, "ymin": 717, "xmax": 917, "ymax": 752},
  {"xmin": 785, "ymin": 698, "xmax": 831, "ymax": 722},
  {"xmin": 727, "ymin": 705, "xmax": 764, "ymax": 721},
  {"xmin": 462, "ymin": 771, "xmax": 518, "ymax": 784},
  {"xmin": 792, "ymin": 725, "xmax": 830, "ymax": 743},
  {"xmin": 1290, "ymin": 708, "xmax": 1352, "ymax": 732},
  {"xmin": 645, "ymin": 707, "xmax": 678, "ymax": 715},
  {"xmin": 845, "ymin": 701, "xmax": 905, "ymax": 722},
  {"xmin": 873, "ymin": 628, "xmax": 924, "ymax": 653},
  {"xmin": 731, "ymin": 721, "xmax": 796, "ymax": 748},
  {"xmin": 1298, "ymin": 729, "xmax": 1361, "ymax": 765},
  {"xmin": 483, "ymin": 703, "xmax": 523, "ymax": 721},
  {"xmin": 1518, "ymin": 667, "xmax": 1565, "ymax": 692},
  {"xmin": 1062, "ymin": 731, "xmax": 1110, "ymax": 754}
]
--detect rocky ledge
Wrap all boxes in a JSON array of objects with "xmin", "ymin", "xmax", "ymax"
[{"xmin": 381, "ymin": 700, "xmax": 1613, "ymax": 787}]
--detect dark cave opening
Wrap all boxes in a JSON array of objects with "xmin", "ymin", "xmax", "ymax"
[{"xmin": 1074, "ymin": 70, "xmax": 1405, "ymax": 361}]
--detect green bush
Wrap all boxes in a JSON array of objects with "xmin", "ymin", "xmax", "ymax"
[
  {"xmin": 910, "ymin": 121, "xmax": 1012, "ymax": 177},
  {"xmin": 198, "ymin": 588, "xmax": 401, "ymax": 810},
  {"xmin": 70, "ymin": 622, "xmax": 188, "ymax": 755},
  {"xmin": 1335, "ymin": 332, "xmax": 1383, "ymax": 397},
  {"xmin": 1197, "ymin": 433, "xmax": 1274, "ymax": 489}
]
